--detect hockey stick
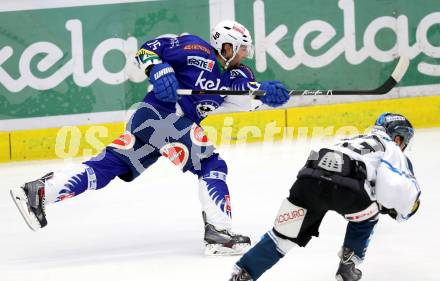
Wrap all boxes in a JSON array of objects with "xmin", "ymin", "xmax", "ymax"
[{"xmin": 177, "ymin": 56, "xmax": 409, "ymax": 96}]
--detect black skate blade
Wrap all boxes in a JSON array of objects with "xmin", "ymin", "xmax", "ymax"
[{"xmin": 10, "ymin": 188, "xmax": 41, "ymax": 232}]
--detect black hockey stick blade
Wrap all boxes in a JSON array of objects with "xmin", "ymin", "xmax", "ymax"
[{"xmin": 176, "ymin": 56, "xmax": 409, "ymax": 96}]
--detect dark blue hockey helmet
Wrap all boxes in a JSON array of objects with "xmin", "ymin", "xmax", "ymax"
[{"xmin": 375, "ymin": 112, "xmax": 414, "ymax": 145}]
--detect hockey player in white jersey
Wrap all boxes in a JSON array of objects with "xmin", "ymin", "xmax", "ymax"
[{"xmin": 230, "ymin": 112, "xmax": 421, "ymax": 281}]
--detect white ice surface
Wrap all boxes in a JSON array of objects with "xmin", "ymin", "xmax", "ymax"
[{"xmin": 1, "ymin": 129, "xmax": 439, "ymax": 281}]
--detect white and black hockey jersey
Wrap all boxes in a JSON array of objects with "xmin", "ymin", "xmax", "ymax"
[{"xmin": 329, "ymin": 129, "xmax": 421, "ymax": 221}]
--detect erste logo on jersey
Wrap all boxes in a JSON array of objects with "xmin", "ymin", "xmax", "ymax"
[
  {"xmin": 110, "ymin": 132, "xmax": 135, "ymax": 150},
  {"xmin": 160, "ymin": 142, "xmax": 189, "ymax": 169},
  {"xmin": 187, "ymin": 56, "xmax": 215, "ymax": 72},
  {"xmin": 190, "ymin": 124, "xmax": 211, "ymax": 146}
]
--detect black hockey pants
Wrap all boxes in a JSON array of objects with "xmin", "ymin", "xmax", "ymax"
[{"xmin": 274, "ymin": 176, "xmax": 374, "ymax": 247}]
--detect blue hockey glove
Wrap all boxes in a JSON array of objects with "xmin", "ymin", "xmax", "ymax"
[
  {"xmin": 149, "ymin": 63, "xmax": 178, "ymax": 103},
  {"xmin": 259, "ymin": 80, "xmax": 290, "ymax": 107}
]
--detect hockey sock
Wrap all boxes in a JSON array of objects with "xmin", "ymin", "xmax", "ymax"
[
  {"xmin": 44, "ymin": 164, "xmax": 97, "ymax": 204},
  {"xmin": 236, "ymin": 232, "xmax": 284, "ymax": 280},
  {"xmin": 343, "ymin": 218, "xmax": 378, "ymax": 260},
  {"xmin": 198, "ymin": 171, "xmax": 231, "ymax": 230}
]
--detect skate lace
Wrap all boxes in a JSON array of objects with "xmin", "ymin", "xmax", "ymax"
[
  {"xmin": 37, "ymin": 179, "xmax": 46, "ymax": 213},
  {"xmin": 342, "ymin": 251, "xmax": 355, "ymax": 264},
  {"xmin": 220, "ymin": 227, "xmax": 242, "ymax": 238}
]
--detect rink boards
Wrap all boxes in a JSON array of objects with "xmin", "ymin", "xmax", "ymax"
[
  {"xmin": 0, "ymin": 132, "xmax": 9, "ymax": 162},
  {"xmin": 0, "ymin": 95, "xmax": 439, "ymax": 163}
]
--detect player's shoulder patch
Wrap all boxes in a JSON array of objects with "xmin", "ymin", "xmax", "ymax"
[
  {"xmin": 233, "ymin": 64, "xmax": 256, "ymax": 80},
  {"xmin": 181, "ymin": 35, "xmax": 213, "ymax": 56}
]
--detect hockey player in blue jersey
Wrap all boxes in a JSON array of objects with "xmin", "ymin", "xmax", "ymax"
[
  {"xmin": 10, "ymin": 20, "xmax": 290, "ymax": 255},
  {"xmin": 229, "ymin": 113, "xmax": 421, "ymax": 280}
]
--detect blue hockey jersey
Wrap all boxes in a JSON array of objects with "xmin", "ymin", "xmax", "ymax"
[{"xmin": 136, "ymin": 35, "xmax": 258, "ymax": 123}]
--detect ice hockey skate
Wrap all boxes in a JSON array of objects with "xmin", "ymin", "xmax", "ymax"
[
  {"xmin": 202, "ymin": 212, "xmax": 251, "ymax": 256},
  {"xmin": 229, "ymin": 266, "xmax": 253, "ymax": 281},
  {"xmin": 10, "ymin": 173, "xmax": 52, "ymax": 231},
  {"xmin": 335, "ymin": 247, "xmax": 362, "ymax": 281}
]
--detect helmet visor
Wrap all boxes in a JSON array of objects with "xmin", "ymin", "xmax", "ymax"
[
  {"xmin": 394, "ymin": 126, "xmax": 414, "ymax": 145},
  {"xmin": 239, "ymin": 44, "xmax": 254, "ymax": 59}
]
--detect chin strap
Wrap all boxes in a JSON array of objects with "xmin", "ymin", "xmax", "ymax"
[{"xmin": 220, "ymin": 47, "xmax": 239, "ymax": 70}]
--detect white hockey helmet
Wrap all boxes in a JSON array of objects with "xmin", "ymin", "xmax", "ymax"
[{"xmin": 211, "ymin": 20, "xmax": 254, "ymax": 68}]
